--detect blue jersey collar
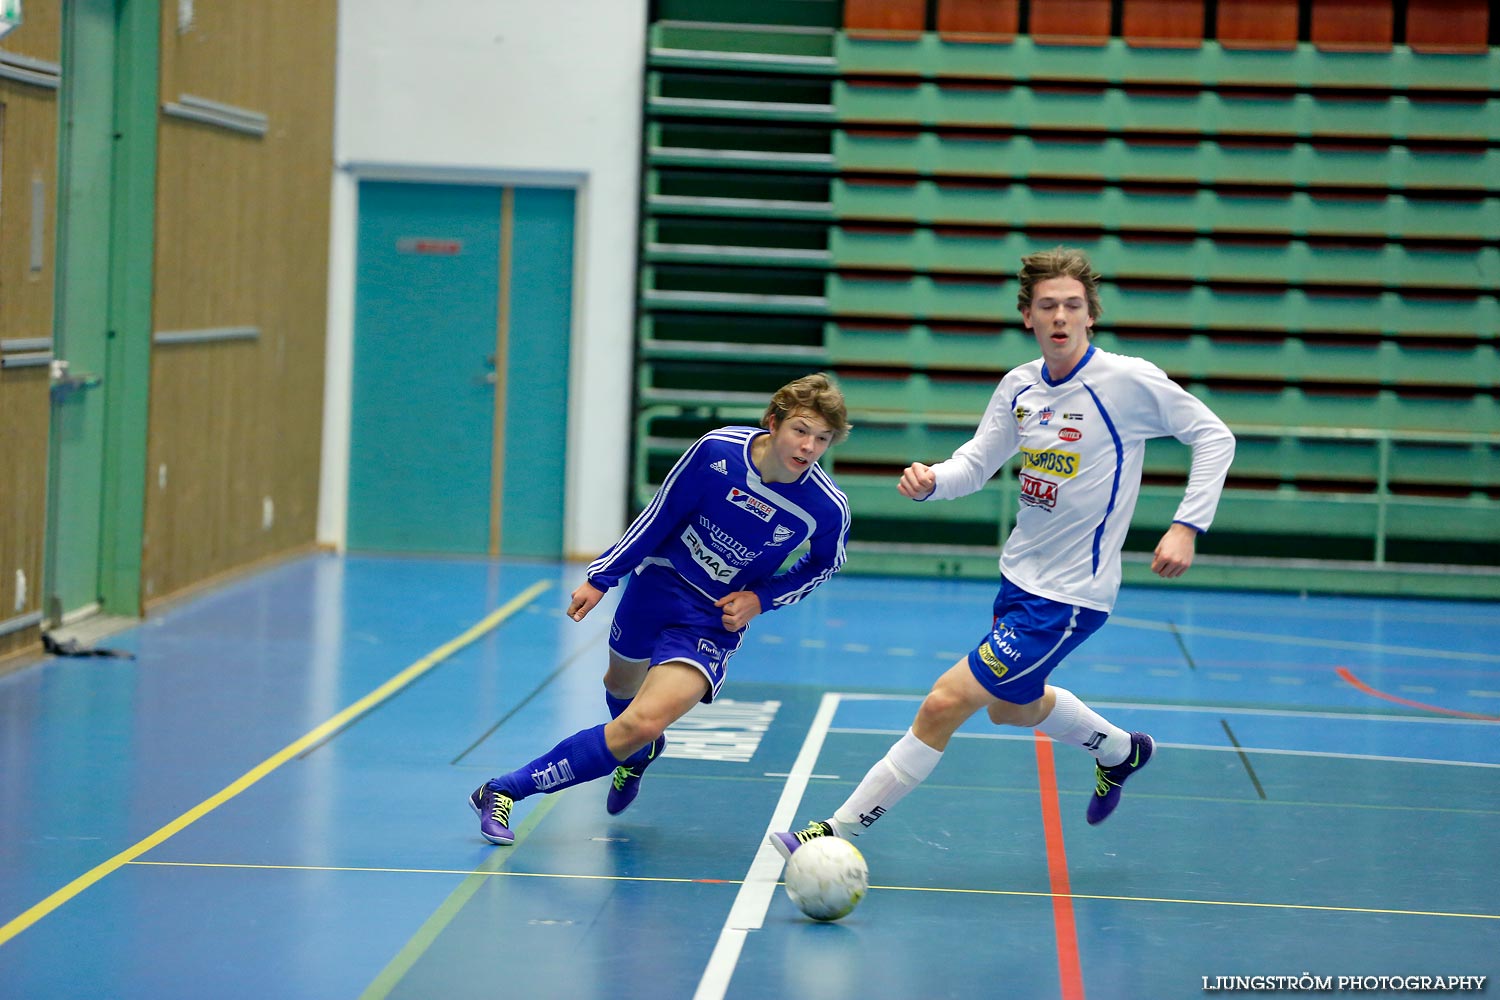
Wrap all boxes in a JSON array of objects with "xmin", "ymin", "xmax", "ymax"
[{"xmin": 1042, "ymin": 343, "xmax": 1096, "ymax": 386}]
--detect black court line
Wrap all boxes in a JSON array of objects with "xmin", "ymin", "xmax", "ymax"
[
  {"xmin": 1220, "ymin": 718, "xmax": 1268, "ymax": 800},
  {"xmin": 449, "ymin": 630, "xmax": 607, "ymax": 765},
  {"xmin": 1167, "ymin": 620, "xmax": 1197, "ymax": 670},
  {"xmin": 295, "ymin": 589, "xmax": 556, "ymax": 762}
]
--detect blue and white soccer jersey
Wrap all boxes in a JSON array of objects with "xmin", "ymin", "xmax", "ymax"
[
  {"xmin": 924, "ymin": 345, "xmax": 1235, "ymax": 702},
  {"xmin": 609, "ymin": 567, "xmax": 744, "ymax": 701},
  {"xmin": 587, "ymin": 426, "xmax": 851, "ymax": 700}
]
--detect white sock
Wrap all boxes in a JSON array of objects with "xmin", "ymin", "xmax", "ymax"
[
  {"xmin": 830, "ymin": 729, "xmax": 942, "ymax": 837},
  {"xmin": 1035, "ymin": 687, "xmax": 1130, "ymax": 766}
]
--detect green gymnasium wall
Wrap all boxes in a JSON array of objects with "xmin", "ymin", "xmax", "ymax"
[{"xmin": 633, "ymin": 2, "xmax": 1500, "ymax": 599}]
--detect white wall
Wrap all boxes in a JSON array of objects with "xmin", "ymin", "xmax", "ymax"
[{"xmin": 319, "ymin": 0, "xmax": 647, "ymax": 559}]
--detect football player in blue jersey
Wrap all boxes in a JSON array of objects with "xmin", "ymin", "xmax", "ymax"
[
  {"xmin": 472, "ymin": 373, "xmax": 853, "ymax": 845},
  {"xmin": 771, "ymin": 247, "xmax": 1235, "ymax": 858}
]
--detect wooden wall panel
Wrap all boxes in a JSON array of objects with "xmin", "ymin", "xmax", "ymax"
[
  {"xmin": 1217, "ymin": 0, "xmax": 1299, "ymax": 48},
  {"xmin": 1311, "ymin": 0, "xmax": 1394, "ymax": 52},
  {"xmin": 0, "ymin": 2, "xmax": 61, "ymax": 662},
  {"xmin": 144, "ymin": 1, "xmax": 336, "ymax": 604},
  {"xmin": 1030, "ymin": 0, "xmax": 1112, "ymax": 45},
  {"xmin": 844, "ymin": 0, "xmax": 925, "ymax": 35},
  {"xmin": 1, "ymin": 0, "xmax": 62, "ymax": 61},
  {"xmin": 1123, "ymin": 0, "xmax": 1206, "ymax": 47},
  {"xmin": 937, "ymin": 0, "xmax": 1020, "ymax": 40},
  {"xmin": 1407, "ymin": 0, "xmax": 1489, "ymax": 54}
]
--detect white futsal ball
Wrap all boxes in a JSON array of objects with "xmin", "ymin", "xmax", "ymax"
[{"xmin": 784, "ymin": 836, "xmax": 868, "ymax": 921}]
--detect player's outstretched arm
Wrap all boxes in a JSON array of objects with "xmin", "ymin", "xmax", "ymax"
[
  {"xmin": 568, "ymin": 581, "xmax": 605, "ymax": 622},
  {"xmin": 1151, "ymin": 523, "xmax": 1199, "ymax": 579},
  {"xmin": 897, "ymin": 462, "xmax": 937, "ymax": 500}
]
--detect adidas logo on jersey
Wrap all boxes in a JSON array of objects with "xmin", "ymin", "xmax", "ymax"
[{"xmin": 710, "ymin": 459, "xmax": 728, "ymax": 475}]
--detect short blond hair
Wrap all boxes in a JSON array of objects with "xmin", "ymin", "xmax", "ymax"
[{"xmin": 762, "ymin": 372, "xmax": 851, "ymax": 445}]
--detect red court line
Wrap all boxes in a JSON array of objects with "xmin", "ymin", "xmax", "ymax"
[
  {"xmin": 1336, "ymin": 667, "xmax": 1500, "ymax": 722},
  {"xmin": 1034, "ymin": 733, "xmax": 1086, "ymax": 1000}
]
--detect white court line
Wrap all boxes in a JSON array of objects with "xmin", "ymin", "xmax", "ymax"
[
  {"xmin": 695, "ymin": 688, "xmax": 1498, "ymax": 999},
  {"xmin": 1151, "ymin": 740, "xmax": 1500, "ymax": 770},
  {"xmin": 1108, "ymin": 614, "xmax": 1500, "ymax": 663},
  {"xmin": 829, "ymin": 727, "xmax": 1500, "ymax": 769},
  {"xmin": 694, "ymin": 691, "xmax": 841, "ymax": 1000},
  {"xmin": 1086, "ymin": 700, "xmax": 1498, "ymax": 726},
  {"xmin": 838, "ymin": 692, "xmax": 1497, "ymax": 727}
]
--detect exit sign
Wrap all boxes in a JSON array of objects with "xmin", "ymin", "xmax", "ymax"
[{"xmin": 396, "ymin": 237, "xmax": 463, "ymax": 255}]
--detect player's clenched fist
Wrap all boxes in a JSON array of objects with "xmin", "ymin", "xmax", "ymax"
[
  {"xmin": 567, "ymin": 581, "xmax": 604, "ymax": 622},
  {"xmin": 897, "ymin": 462, "xmax": 937, "ymax": 500}
]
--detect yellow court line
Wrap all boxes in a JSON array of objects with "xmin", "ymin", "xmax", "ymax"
[
  {"xmin": 0, "ymin": 579, "xmax": 553, "ymax": 949},
  {"xmin": 873, "ymin": 885, "xmax": 1500, "ymax": 922},
  {"xmin": 122, "ymin": 859, "xmax": 1499, "ymax": 923},
  {"xmin": 128, "ymin": 858, "xmax": 706, "ymax": 884},
  {"xmin": 358, "ymin": 793, "xmax": 566, "ymax": 1000}
]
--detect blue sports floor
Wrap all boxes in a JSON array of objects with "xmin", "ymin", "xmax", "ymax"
[{"xmin": 1, "ymin": 553, "xmax": 1496, "ymax": 999}]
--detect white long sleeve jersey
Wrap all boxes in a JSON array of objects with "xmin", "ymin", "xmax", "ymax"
[{"xmin": 924, "ymin": 345, "xmax": 1235, "ymax": 612}]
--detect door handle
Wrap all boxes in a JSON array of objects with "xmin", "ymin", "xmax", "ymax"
[
  {"xmin": 49, "ymin": 359, "xmax": 103, "ymax": 399},
  {"xmin": 475, "ymin": 353, "xmax": 498, "ymax": 385}
]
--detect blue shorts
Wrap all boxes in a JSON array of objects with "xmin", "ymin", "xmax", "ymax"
[
  {"xmin": 609, "ymin": 566, "xmax": 743, "ymax": 703},
  {"xmin": 966, "ymin": 576, "xmax": 1108, "ymax": 706}
]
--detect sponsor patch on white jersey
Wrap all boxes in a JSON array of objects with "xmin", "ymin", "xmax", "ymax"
[
  {"xmin": 1019, "ymin": 472, "xmax": 1058, "ymax": 510},
  {"xmin": 1019, "ymin": 447, "xmax": 1081, "ymax": 478},
  {"xmin": 727, "ymin": 487, "xmax": 776, "ymax": 522}
]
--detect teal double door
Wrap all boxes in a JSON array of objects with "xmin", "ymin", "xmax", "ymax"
[
  {"xmin": 46, "ymin": 0, "xmax": 157, "ymax": 623},
  {"xmin": 349, "ymin": 181, "xmax": 574, "ymax": 557}
]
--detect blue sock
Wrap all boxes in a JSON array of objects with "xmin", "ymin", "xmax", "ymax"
[
  {"xmin": 605, "ymin": 690, "xmax": 632, "ymax": 720},
  {"xmin": 488, "ymin": 724, "xmax": 618, "ymax": 801}
]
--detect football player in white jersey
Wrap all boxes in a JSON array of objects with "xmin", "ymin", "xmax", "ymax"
[
  {"xmin": 772, "ymin": 247, "xmax": 1235, "ymax": 857},
  {"xmin": 472, "ymin": 374, "xmax": 852, "ymax": 845}
]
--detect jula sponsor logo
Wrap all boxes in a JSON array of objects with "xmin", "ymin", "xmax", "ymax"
[{"xmin": 1058, "ymin": 427, "xmax": 1082, "ymax": 442}]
